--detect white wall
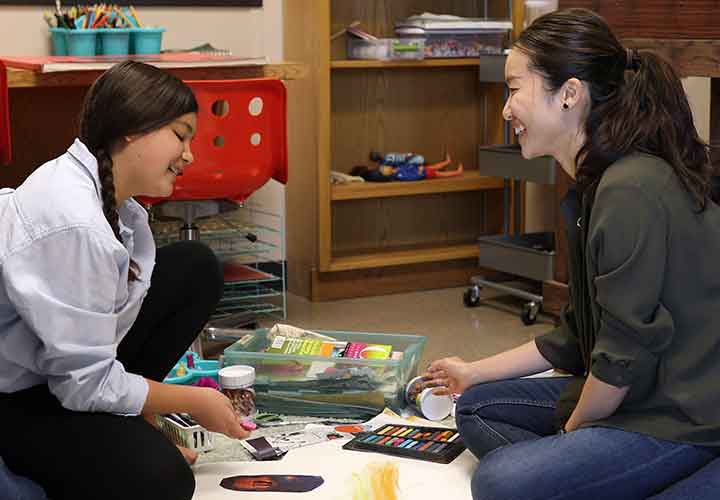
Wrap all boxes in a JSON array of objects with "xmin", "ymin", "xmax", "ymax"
[
  {"xmin": 0, "ymin": 2, "xmax": 283, "ymax": 58},
  {"xmin": 684, "ymin": 77, "xmax": 711, "ymax": 142},
  {"xmin": 0, "ymin": 0, "xmax": 287, "ymax": 258}
]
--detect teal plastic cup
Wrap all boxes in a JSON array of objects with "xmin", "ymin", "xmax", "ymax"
[
  {"xmin": 130, "ymin": 27, "xmax": 165, "ymax": 55},
  {"xmin": 66, "ymin": 29, "xmax": 99, "ymax": 56},
  {"xmin": 50, "ymin": 27, "xmax": 68, "ymax": 56},
  {"xmin": 99, "ymin": 29, "xmax": 131, "ymax": 55}
]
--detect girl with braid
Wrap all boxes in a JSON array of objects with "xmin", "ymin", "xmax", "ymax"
[
  {"xmin": 0, "ymin": 61, "xmax": 249, "ymax": 500},
  {"xmin": 425, "ymin": 8, "xmax": 720, "ymax": 500}
]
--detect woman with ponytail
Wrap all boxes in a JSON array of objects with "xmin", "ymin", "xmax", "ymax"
[
  {"xmin": 0, "ymin": 61, "xmax": 250, "ymax": 500},
  {"xmin": 424, "ymin": 8, "xmax": 720, "ymax": 499}
]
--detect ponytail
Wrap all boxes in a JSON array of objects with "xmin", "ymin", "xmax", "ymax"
[
  {"xmin": 517, "ymin": 8, "xmax": 713, "ymax": 210},
  {"xmin": 577, "ymin": 50, "xmax": 712, "ymax": 210}
]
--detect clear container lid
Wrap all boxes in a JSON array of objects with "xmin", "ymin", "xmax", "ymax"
[{"xmin": 219, "ymin": 365, "xmax": 255, "ymax": 389}]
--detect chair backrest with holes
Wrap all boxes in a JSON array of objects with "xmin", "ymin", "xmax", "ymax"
[{"xmin": 142, "ymin": 78, "xmax": 287, "ymax": 205}]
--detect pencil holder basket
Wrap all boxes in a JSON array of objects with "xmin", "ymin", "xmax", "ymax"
[
  {"xmin": 66, "ymin": 29, "xmax": 100, "ymax": 56},
  {"xmin": 99, "ymin": 28, "xmax": 131, "ymax": 55},
  {"xmin": 156, "ymin": 414, "xmax": 214, "ymax": 452},
  {"xmin": 130, "ymin": 27, "xmax": 165, "ymax": 55},
  {"xmin": 49, "ymin": 27, "xmax": 68, "ymax": 56}
]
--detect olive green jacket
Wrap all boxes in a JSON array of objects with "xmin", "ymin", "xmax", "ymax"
[{"xmin": 536, "ymin": 153, "xmax": 720, "ymax": 447}]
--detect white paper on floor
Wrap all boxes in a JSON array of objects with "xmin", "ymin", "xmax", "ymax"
[{"xmin": 192, "ymin": 437, "xmax": 477, "ymax": 499}]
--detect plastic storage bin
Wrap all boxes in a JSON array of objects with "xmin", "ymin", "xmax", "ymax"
[
  {"xmin": 424, "ymin": 31, "xmax": 506, "ymax": 58},
  {"xmin": 478, "ymin": 144, "xmax": 556, "ymax": 184},
  {"xmin": 130, "ymin": 27, "xmax": 165, "ymax": 54},
  {"xmin": 50, "ymin": 27, "xmax": 68, "ymax": 56},
  {"xmin": 476, "ymin": 232, "xmax": 555, "ymax": 282},
  {"xmin": 222, "ymin": 329, "xmax": 427, "ymax": 413},
  {"xmin": 99, "ymin": 28, "xmax": 131, "ymax": 55},
  {"xmin": 347, "ymin": 37, "xmax": 424, "ymax": 60},
  {"xmin": 164, "ymin": 351, "xmax": 221, "ymax": 385},
  {"xmin": 66, "ymin": 29, "xmax": 100, "ymax": 56}
]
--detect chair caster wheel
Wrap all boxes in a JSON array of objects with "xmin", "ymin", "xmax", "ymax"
[
  {"xmin": 463, "ymin": 286, "xmax": 481, "ymax": 308},
  {"xmin": 521, "ymin": 301, "xmax": 540, "ymax": 325}
]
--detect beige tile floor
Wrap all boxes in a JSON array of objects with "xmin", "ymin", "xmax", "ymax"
[{"xmin": 276, "ymin": 285, "xmax": 555, "ymax": 369}]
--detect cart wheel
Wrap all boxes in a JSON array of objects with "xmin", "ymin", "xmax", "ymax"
[
  {"xmin": 463, "ymin": 286, "xmax": 481, "ymax": 308},
  {"xmin": 521, "ymin": 301, "xmax": 540, "ymax": 325}
]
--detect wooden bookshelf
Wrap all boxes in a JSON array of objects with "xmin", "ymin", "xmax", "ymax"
[{"xmin": 284, "ymin": 0, "xmax": 524, "ymax": 300}]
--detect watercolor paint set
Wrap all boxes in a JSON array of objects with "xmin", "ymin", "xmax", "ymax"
[{"xmin": 342, "ymin": 424, "xmax": 465, "ymax": 464}]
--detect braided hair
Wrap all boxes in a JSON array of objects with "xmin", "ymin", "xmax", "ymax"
[{"xmin": 79, "ymin": 61, "xmax": 198, "ymax": 281}]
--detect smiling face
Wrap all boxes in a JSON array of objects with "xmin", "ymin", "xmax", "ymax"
[
  {"xmin": 502, "ymin": 49, "xmax": 587, "ymax": 173},
  {"xmin": 111, "ymin": 112, "xmax": 197, "ymax": 202},
  {"xmin": 503, "ymin": 49, "xmax": 564, "ymax": 159}
]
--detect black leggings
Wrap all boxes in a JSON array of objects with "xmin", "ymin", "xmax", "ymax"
[{"xmin": 0, "ymin": 241, "xmax": 223, "ymax": 500}]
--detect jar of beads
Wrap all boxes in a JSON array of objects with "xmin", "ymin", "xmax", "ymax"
[{"xmin": 218, "ymin": 365, "xmax": 256, "ymax": 417}]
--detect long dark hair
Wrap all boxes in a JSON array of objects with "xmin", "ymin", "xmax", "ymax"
[
  {"xmin": 516, "ymin": 8, "xmax": 713, "ymax": 210},
  {"xmin": 79, "ymin": 61, "xmax": 198, "ymax": 280}
]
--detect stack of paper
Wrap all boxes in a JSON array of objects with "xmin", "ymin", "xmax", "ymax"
[{"xmin": 395, "ymin": 12, "xmax": 512, "ymax": 35}]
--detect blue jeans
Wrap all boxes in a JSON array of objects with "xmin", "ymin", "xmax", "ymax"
[
  {"xmin": 456, "ymin": 377, "xmax": 718, "ymax": 500},
  {"xmin": 649, "ymin": 458, "xmax": 720, "ymax": 499},
  {"xmin": 0, "ymin": 457, "xmax": 47, "ymax": 500}
]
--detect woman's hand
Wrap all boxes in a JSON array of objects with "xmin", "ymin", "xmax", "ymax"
[
  {"xmin": 424, "ymin": 356, "xmax": 476, "ymax": 395},
  {"xmin": 188, "ymin": 388, "xmax": 251, "ymax": 440}
]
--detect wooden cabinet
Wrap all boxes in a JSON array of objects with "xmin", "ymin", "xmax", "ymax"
[{"xmin": 284, "ymin": 0, "xmax": 525, "ymax": 300}]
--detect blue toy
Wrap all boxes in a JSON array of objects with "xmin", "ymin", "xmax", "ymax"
[{"xmin": 351, "ymin": 152, "xmax": 463, "ymax": 182}]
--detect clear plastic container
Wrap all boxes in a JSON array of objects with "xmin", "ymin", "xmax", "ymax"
[
  {"xmin": 424, "ymin": 31, "xmax": 506, "ymax": 58},
  {"xmin": 222, "ymin": 329, "xmax": 427, "ymax": 410},
  {"xmin": 347, "ymin": 37, "xmax": 425, "ymax": 60}
]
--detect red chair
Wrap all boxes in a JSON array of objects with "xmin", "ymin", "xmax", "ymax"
[
  {"xmin": 141, "ymin": 78, "xmax": 288, "ymax": 355},
  {"xmin": 0, "ymin": 61, "xmax": 11, "ymax": 166},
  {"xmin": 141, "ymin": 78, "xmax": 288, "ymax": 239}
]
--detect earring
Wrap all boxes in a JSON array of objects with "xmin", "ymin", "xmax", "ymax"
[{"xmin": 562, "ymin": 103, "xmax": 569, "ymax": 110}]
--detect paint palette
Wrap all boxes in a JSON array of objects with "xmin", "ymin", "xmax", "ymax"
[{"xmin": 342, "ymin": 424, "xmax": 465, "ymax": 464}]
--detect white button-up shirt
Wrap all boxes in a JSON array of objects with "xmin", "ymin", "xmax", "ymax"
[{"xmin": 0, "ymin": 139, "xmax": 153, "ymax": 414}]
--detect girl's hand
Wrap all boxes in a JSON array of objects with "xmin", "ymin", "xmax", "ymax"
[
  {"xmin": 424, "ymin": 356, "xmax": 475, "ymax": 395},
  {"xmin": 188, "ymin": 388, "xmax": 250, "ymax": 439}
]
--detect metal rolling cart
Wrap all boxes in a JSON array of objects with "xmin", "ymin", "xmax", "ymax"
[{"xmin": 463, "ymin": 54, "xmax": 556, "ymax": 325}]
